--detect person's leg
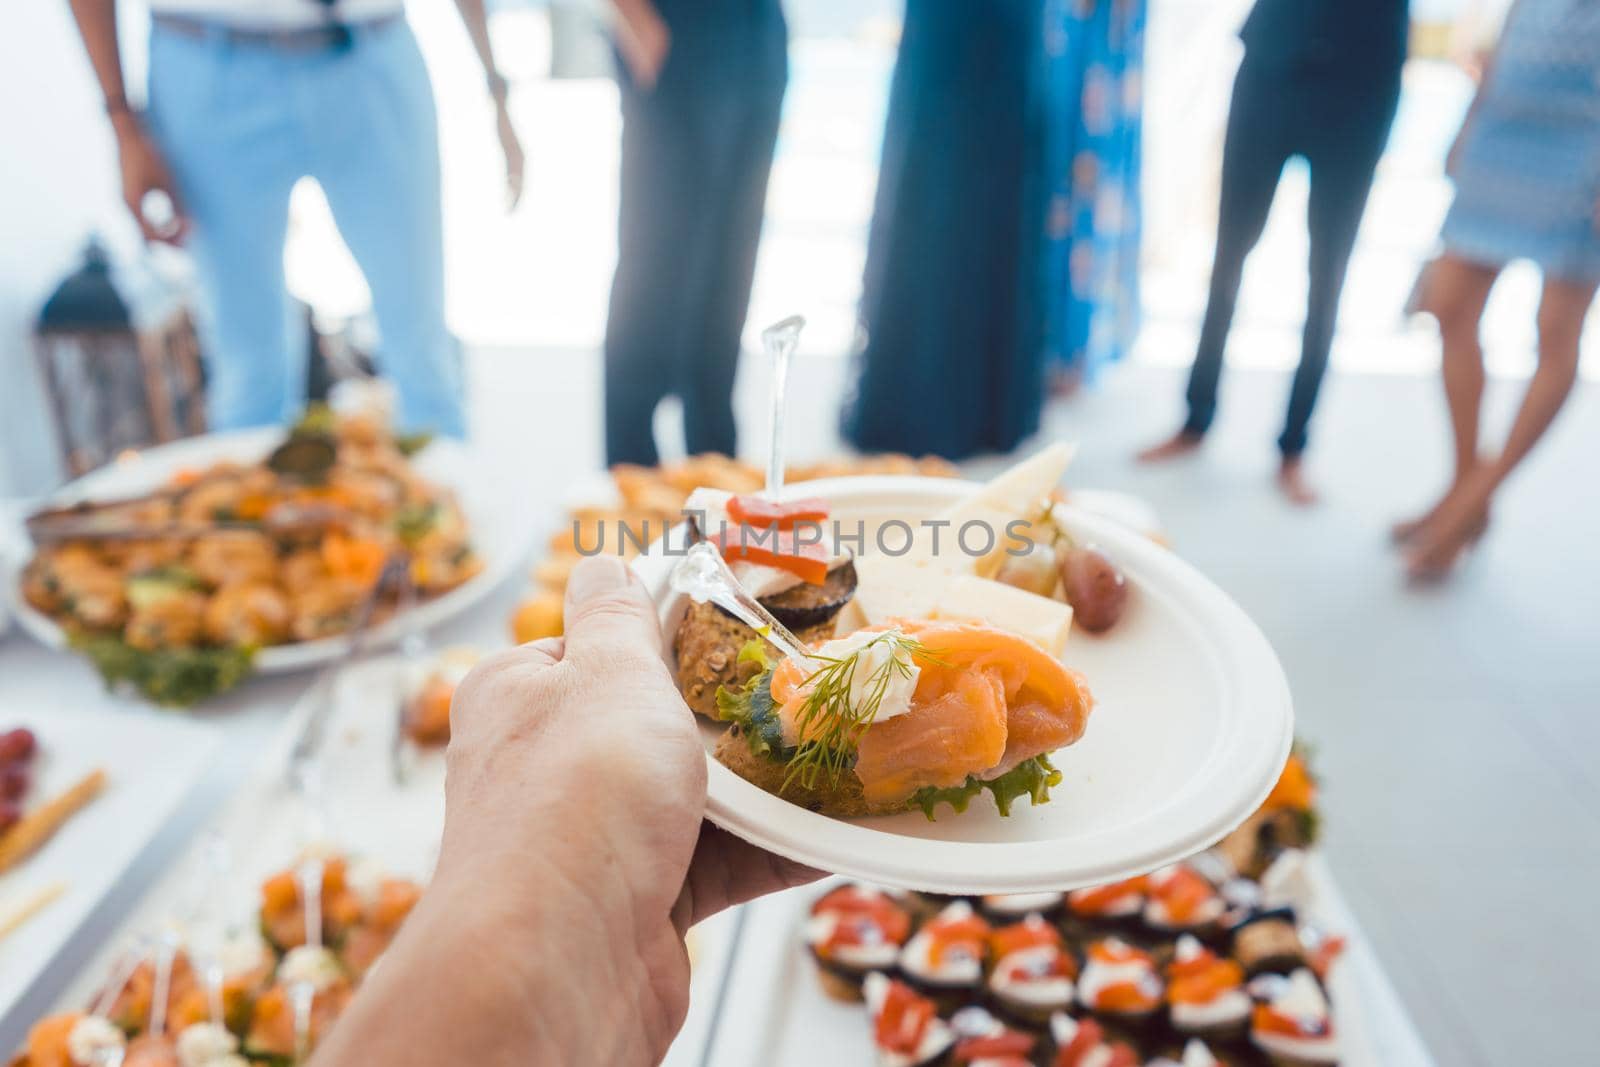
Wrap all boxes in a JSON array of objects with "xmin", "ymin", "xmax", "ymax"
[
  {"xmin": 1406, "ymin": 275, "xmax": 1596, "ymax": 578},
  {"xmin": 1275, "ymin": 97, "xmax": 1393, "ymax": 504},
  {"xmin": 1392, "ymin": 254, "xmax": 1499, "ymax": 540},
  {"xmin": 602, "ymin": 57, "xmax": 699, "ymax": 465},
  {"xmin": 299, "ymin": 23, "xmax": 464, "ymax": 438},
  {"xmin": 1140, "ymin": 64, "xmax": 1288, "ymax": 461},
  {"xmin": 145, "ymin": 28, "xmax": 302, "ymax": 429},
  {"xmin": 677, "ymin": 11, "xmax": 787, "ymax": 457}
]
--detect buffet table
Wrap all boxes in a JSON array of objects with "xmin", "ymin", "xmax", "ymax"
[{"xmin": 0, "ymin": 467, "xmax": 1436, "ymax": 1065}]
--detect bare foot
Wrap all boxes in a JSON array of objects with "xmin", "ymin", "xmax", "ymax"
[
  {"xmin": 1404, "ymin": 472, "xmax": 1495, "ymax": 581},
  {"xmin": 1391, "ymin": 510, "xmax": 1435, "ymax": 545},
  {"xmin": 1276, "ymin": 456, "xmax": 1318, "ymax": 507},
  {"xmin": 1136, "ymin": 430, "xmax": 1203, "ymax": 464}
]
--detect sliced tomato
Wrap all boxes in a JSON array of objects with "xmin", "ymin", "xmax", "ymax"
[
  {"xmin": 1105, "ymin": 1043, "xmax": 1141, "ymax": 1067},
  {"xmin": 874, "ymin": 980, "xmax": 935, "ymax": 1054},
  {"xmin": 711, "ymin": 528, "xmax": 831, "ymax": 585},
  {"xmin": 812, "ymin": 887, "xmax": 912, "ymax": 947},
  {"xmin": 1054, "ymin": 1018, "xmax": 1105, "ymax": 1067},
  {"xmin": 1253, "ymin": 1004, "xmax": 1331, "ymax": 1039},
  {"xmin": 953, "ymin": 1029, "xmax": 1035, "ymax": 1061},
  {"xmin": 726, "ymin": 494, "xmax": 830, "ymax": 529}
]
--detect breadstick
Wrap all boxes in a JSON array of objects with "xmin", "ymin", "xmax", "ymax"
[
  {"xmin": 0, "ymin": 881, "xmax": 66, "ymax": 943},
  {"xmin": 0, "ymin": 769, "xmax": 107, "ymax": 875}
]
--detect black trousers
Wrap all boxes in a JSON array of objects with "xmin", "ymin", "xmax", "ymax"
[
  {"xmin": 1184, "ymin": 58, "xmax": 1401, "ymax": 457},
  {"xmin": 603, "ymin": 0, "xmax": 788, "ymax": 466}
]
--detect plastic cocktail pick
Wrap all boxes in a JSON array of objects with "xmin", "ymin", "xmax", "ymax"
[
  {"xmin": 761, "ymin": 314, "xmax": 806, "ymax": 498},
  {"xmin": 671, "ymin": 542, "xmax": 814, "ymax": 668}
]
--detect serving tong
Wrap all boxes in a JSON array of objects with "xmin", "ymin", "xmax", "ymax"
[{"xmin": 24, "ymin": 433, "xmax": 341, "ymax": 546}]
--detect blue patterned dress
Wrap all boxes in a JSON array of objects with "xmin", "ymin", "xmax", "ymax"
[
  {"xmin": 1441, "ymin": 0, "xmax": 1600, "ymax": 282},
  {"xmin": 1040, "ymin": 0, "xmax": 1146, "ymax": 383}
]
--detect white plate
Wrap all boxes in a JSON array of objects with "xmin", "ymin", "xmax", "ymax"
[
  {"xmin": 632, "ymin": 476, "xmax": 1294, "ymax": 894},
  {"xmin": 13, "ymin": 428, "xmax": 527, "ymax": 677},
  {"xmin": 0, "ymin": 704, "xmax": 218, "ymax": 1021}
]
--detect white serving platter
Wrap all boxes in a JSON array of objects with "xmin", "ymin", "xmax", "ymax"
[
  {"xmin": 633, "ymin": 475, "xmax": 1295, "ymax": 894},
  {"xmin": 703, "ymin": 856, "xmax": 1436, "ymax": 1067},
  {"xmin": 13, "ymin": 428, "xmax": 529, "ymax": 677},
  {"xmin": 0, "ymin": 703, "xmax": 218, "ymax": 1022}
]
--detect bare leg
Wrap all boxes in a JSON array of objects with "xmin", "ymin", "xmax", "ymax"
[
  {"xmin": 1406, "ymin": 275, "xmax": 1596, "ymax": 578},
  {"xmin": 1392, "ymin": 255, "xmax": 1499, "ymax": 542}
]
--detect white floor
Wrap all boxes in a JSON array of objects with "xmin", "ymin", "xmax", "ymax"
[{"xmin": 466, "ymin": 341, "xmax": 1600, "ymax": 1065}]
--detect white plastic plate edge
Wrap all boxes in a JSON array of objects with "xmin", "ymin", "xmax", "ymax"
[
  {"xmin": 12, "ymin": 428, "xmax": 528, "ymax": 675},
  {"xmin": 633, "ymin": 475, "xmax": 1294, "ymax": 894}
]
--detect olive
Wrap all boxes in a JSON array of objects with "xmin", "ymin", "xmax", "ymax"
[
  {"xmin": 1057, "ymin": 544, "xmax": 1128, "ymax": 634},
  {"xmin": 0, "ymin": 728, "xmax": 36, "ymax": 764}
]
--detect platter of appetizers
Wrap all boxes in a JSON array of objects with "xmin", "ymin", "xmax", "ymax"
[
  {"xmin": 704, "ymin": 755, "xmax": 1436, "ymax": 1066},
  {"xmin": 13, "ymin": 408, "xmax": 527, "ymax": 706},
  {"xmin": 0, "ymin": 702, "xmax": 217, "ymax": 1024},
  {"xmin": 1, "ymin": 649, "xmax": 741, "ymax": 1066},
  {"xmin": 631, "ymin": 444, "xmax": 1294, "ymax": 893}
]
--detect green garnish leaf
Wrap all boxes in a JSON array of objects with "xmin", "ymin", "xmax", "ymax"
[
  {"xmin": 909, "ymin": 755, "xmax": 1064, "ymax": 820},
  {"xmin": 715, "ymin": 663, "xmax": 788, "ymax": 760},
  {"xmin": 71, "ymin": 634, "xmax": 256, "ymax": 707},
  {"xmin": 782, "ymin": 632, "xmax": 932, "ymax": 794},
  {"xmin": 394, "ymin": 502, "xmax": 442, "ymax": 546},
  {"xmin": 736, "ymin": 637, "xmax": 772, "ymax": 669}
]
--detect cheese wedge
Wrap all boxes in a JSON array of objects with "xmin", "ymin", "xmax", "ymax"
[
  {"xmin": 854, "ymin": 557, "xmax": 1074, "ymax": 658},
  {"xmin": 934, "ymin": 574, "xmax": 1074, "ymax": 657}
]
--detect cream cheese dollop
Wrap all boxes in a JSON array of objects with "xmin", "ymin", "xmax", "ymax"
[
  {"xmin": 278, "ymin": 944, "xmax": 343, "ymax": 992},
  {"xmin": 899, "ymin": 901, "xmax": 983, "ymax": 985},
  {"xmin": 1077, "ymin": 940, "xmax": 1160, "ymax": 1013},
  {"xmin": 988, "ymin": 944, "xmax": 1075, "ymax": 1007},
  {"xmin": 176, "ymin": 1021, "xmax": 246, "ymax": 1067},
  {"xmin": 216, "ymin": 930, "xmax": 268, "ymax": 979},
  {"xmin": 804, "ymin": 910, "xmax": 900, "ymax": 970},
  {"xmin": 1252, "ymin": 969, "xmax": 1338, "ymax": 1064},
  {"xmin": 67, "ymin": 1015, "xmax": 125, "ymax": 1065}
]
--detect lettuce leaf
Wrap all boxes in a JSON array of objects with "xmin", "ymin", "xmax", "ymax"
[
  {"xmin": 72, "ymin": 634, "xmax": 256, "ymax": 708},
  {"xmin": 714, "ymin": 641, "xmax": 790, "ymax": 761},
  {"xmin": 909, "ymin": 754, "xmax": 1063, "ymax": 820}
]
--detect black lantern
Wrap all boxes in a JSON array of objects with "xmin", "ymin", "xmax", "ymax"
[{"xmin": 34, "ymin": 239, "xmax": 206, "ymax": 477}]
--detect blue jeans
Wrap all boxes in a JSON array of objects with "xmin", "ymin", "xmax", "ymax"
[{"xmin": 147, "ymin": 19, "xmax": 464, "ymax": 437}]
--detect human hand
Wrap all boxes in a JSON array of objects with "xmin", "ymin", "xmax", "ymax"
[
  {"xmin": 495, "ymin": 99, "xmax": 525, "ymax": 210},
  {"xmin": 614, "ymin": 0, "xmax": 671, "ymax": 91},
  {"xmin": 313, "ymin": 557, "xmax": 817, "ymax": 1067},
  {"xmin": 113, "ymin": 116, "xmax": 187, "ymax": 244}
]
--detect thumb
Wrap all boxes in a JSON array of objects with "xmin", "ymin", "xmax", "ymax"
[{"xmin": 562, "ymin": 556, "xmax": 663, "ymax": 665}]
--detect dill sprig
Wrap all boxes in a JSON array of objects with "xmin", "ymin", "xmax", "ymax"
[{"xmin": 781, "ymin": 631, "xmax": 936, "ymax": 793}]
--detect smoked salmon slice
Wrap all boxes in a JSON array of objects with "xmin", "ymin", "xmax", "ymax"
[
  {"xmin": 854, "ymin": 664, "xmax": 1009, "ymax": 804},
  {"xmin": 772, "ymin": 619, "xmax": 1093, "ymax": 807}
]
